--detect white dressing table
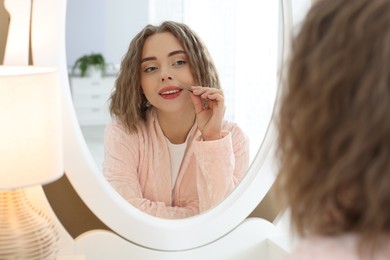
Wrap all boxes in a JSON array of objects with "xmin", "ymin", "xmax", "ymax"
[{"xmin": 69, "ymin": 76, "xmax": 114, "ymax": 126}]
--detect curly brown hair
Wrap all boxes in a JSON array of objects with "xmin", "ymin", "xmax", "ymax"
[
  {"xmin": 109, "ymin": 21, "xmax": 220, "ymax": 132},
  {"xmin": 275, "ymin": 0, "xmax": 390, "ymax": 254}
]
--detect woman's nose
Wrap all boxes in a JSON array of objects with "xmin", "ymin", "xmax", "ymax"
[{"xmin": 160, "ymin": 71, "xmax": 173, "ymax": 82}]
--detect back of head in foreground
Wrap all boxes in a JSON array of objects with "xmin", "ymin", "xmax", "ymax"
[{"xmin": 275, "ymin": 0, "xmax": 390, "ymax": 257}]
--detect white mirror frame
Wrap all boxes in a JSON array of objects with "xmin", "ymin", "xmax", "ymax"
[{"xmin": 31, "ymin": 0, "xmax": 293, "ymax": 251}]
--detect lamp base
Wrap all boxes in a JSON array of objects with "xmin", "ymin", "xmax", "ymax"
[{"xmin": 0, "ymin": 189, "xmax": 59, "ymax": 259}]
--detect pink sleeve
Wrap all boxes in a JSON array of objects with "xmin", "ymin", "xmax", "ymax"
[
  {"xmin": 193, "ymin": 124, "xmax": 249, "ymax": 211},
  {"xmin": 103, "ymin": 121, "xmax": 199, "ymax": 219},
  {"xmin": 286, "ymin": 236, "xmax": 361, "ymax": 260}
]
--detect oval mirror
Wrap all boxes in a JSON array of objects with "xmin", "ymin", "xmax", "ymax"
[
  {"xmin": 31, "ymin": 0, "xmax": 289, "ymax": 251},
  {"xmin": 66, "ymin": 0, "xmax": 279, "ymax": 169}
]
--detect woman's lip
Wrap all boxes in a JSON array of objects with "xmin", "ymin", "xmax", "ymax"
[
  {"xmin": 159, "ymin": 86, "xmax": 182, "ymax": 95},
  {"xmin": 159, "ymin": 87, "xmax": 182, "ymax": 100}
]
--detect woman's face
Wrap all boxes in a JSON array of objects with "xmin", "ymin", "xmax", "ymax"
[{"xmin": 140, "ymin": 32, "xmax": 195, "ymax": 114}]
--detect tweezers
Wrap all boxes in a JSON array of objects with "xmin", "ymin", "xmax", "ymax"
[
  {"xmin": 178, "ymin": 85, "xmax": 193, "ymax": 93},
  {"xmin": 179, "ymin": 85, "xmax": 211, "ymax": 106}
]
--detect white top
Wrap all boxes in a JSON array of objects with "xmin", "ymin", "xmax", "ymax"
[{"xmin": 165, "ymin": 138, "xmax": 187, "ymax": 192}]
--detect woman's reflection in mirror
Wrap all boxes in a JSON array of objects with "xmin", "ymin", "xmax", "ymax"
[
  {"xmin": 275, "ymin": 0, "xmax": 390, "ymax": 259},
  {"xmin": 103, "ymin": 21, "xmax": 249, "ymax": 219}
]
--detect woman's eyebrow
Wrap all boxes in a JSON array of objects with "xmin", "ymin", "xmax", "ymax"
[
  {"xmin": 141, "ymin": 50, "xmax": 186, "ymax": 64},
  {"xmin": 141, "ymin": 56, "xmax": 156, "ymax": 64},
  {"xmin": 168, "ymin": 50, "xmax": 186, "ymax": 57}
]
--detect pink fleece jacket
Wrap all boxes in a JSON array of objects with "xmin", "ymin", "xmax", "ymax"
[
  {"xmin": 287, "ymin": 234, "xmax": 390, "ymax": 260},
  {"xmin": 103, "ymin": 108, "xmax": 249, "ymax": 219}
]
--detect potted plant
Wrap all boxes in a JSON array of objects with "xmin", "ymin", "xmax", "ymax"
[{"xmin": 71, "ymin": 53, "xmax": 107, "ymax": 77}]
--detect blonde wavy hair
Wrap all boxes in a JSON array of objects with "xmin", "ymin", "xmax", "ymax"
[
  {"xmin": 275, "ymin": 0, "xmax": 390, "ymax": 254},
  {"xmin": 109, "ymin": 21, "xmax": 220, "ymax": 132}
]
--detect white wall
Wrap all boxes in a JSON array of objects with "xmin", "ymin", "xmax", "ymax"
[
  {"xmin": 65, "ymin": 0, "xmax": 312, "ymax": 71},
  {"xmin": 66, "ymin": 0, "xmax": 148, "ymax": 68}
]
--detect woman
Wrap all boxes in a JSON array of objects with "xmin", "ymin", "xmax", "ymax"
[
  {"xmin": 275, "ymin": 0, "xmax": 390, "ymax": 259},
  {"xmin": 103, "ymin": 21, "xmax": 249, "ymax": 219}
]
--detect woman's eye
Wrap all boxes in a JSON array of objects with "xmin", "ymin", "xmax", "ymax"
[
  {"xmin": 144, "ymin": 66, "xmax": 157, "ymax": 73},
  {"xmin": 173, "ymin": 60, "xmax": 187, "ymax": 66}
]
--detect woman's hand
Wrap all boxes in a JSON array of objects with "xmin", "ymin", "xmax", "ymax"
[{"xmin": 190, "ymin": 86, "xmax": 225, "ymax": 141}]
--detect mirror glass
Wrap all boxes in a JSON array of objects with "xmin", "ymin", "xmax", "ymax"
[{"xmin": 65, "ymin": 0, "xmax": 279, "ymax": 216}]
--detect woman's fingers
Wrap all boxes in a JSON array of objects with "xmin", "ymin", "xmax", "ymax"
[
  {"xmin": 192, "ymin": 86, "xmax": 224, "ymax": 99},
  {"xmin": 191, "ymin": 86, "xmax": 224, "ymax": 107},
  {"xmin": 189, "ymin": 86, "xmax": 225, "ymax": 140},
  {"xmin": 192, "ymin": 86, "xmax": 224, "ymax": 109},
  {"xmin": 190, "ymin": 93, "xmax": 204, "ymax": 114}
]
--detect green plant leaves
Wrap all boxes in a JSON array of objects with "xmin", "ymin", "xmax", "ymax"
[{"xmin": 72, "ymin": 53, "xmax": 106, "ymax": 77}]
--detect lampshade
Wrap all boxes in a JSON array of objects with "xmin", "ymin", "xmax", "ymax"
[{"xmin": 0, "ymin": 65, "xmax": 63, "ymax": 189}]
